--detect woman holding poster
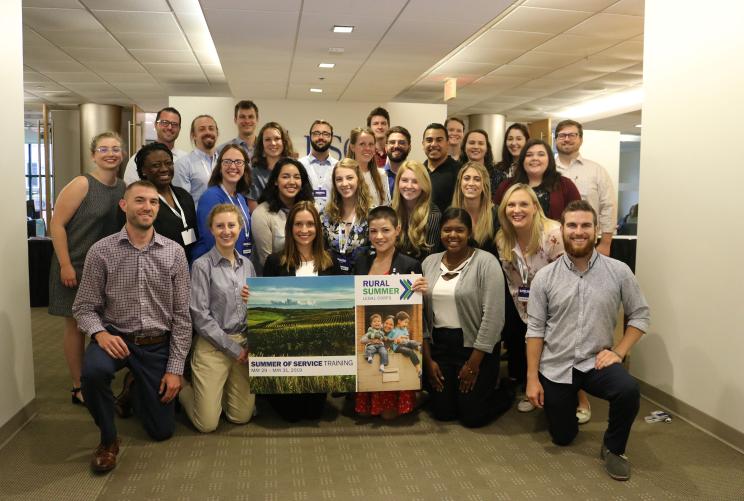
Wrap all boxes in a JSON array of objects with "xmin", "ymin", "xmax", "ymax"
[
  {"xmin": 353, "ymin": 206, "xmax": 428, "ymax": 419},
  {"xmin": 320, "ymin": 158, "xmax": 372, "ymax": 273},
  {"xmin": 179, "ymin": 204, "xmax": 256, "ymax": 433},
  {"xmin": 422, "ymin": 207, "xmax": 509, "ymax": 428},
  {"xmin": 262, "ymin": 201, "xmax": 341, "ymax": 421}
]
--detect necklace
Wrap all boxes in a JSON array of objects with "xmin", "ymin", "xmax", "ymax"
[{"xmin": 442, "ymin": 247, "xmax": 474, "ymax": 271}]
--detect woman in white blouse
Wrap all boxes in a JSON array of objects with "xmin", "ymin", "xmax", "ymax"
[{"xmin": 346, "ymin": 127, "xmax": 389, "ymax": 207}]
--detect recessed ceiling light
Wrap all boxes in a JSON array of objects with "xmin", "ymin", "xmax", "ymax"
[
  {"xmin": 328, "ymin": 47, "xmax": 345, "ymax": 54},
  {"xmin": 319, "ymin": 63, "xmax": 335, "ymax": 69},
  {"xmin": 333, "ymin": 25, "xmax": 354, "ymax": 33},
  {"xmin": 635, "ymin": 124, "xmax": 642, "ymax": 128},
  {"xmin": 310, "ymin": 88, "xmax": 323, "ymax": 93}
]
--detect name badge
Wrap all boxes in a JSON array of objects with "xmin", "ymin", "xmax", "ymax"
[
  {"xmin": 336, "ymin": 254, "xmax": 350, "ymax": 273},
  {"xmin": 242, "ymin": 241, "xmax": 252, "ymax": 257},
  {"xmin": 313, "ymin": 188, "xmax": 327, "ymax": 198},
  {"xmin": 517, "ymin": 286, "xmax": 530, "ymax": 302},
  {"xmin": 181, "ymin": 228, "xmax": 196, "ymax": 246}
]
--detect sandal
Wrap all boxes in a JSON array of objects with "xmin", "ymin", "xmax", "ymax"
[
  {"xmin": 576, "ymin": 406, "xmax": 591, "ymax": 424},
  {"xmin": 71, "ymin": 387, "xmax": 85, "ymax": 406}
]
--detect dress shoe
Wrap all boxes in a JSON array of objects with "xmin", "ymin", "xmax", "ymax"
[
  {"xmin": 115, "ymin": 372, "xmax": 134, "ymax": 418},
  {"xmin": 91, "ymin": 438, "xmax": 120, "ymax": 473}
]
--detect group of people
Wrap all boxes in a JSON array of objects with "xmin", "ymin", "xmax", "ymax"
[{"xmin": 48, "ymin": 101, "xmax": 649, "ymax": 482}]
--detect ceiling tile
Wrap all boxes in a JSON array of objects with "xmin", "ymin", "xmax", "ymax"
[
  {"xmin": 430, "ymin": 61, "xmax": 498, "ymax": 77},
  {"xmin": 486, "ymin": 65, "xmax": 548, "ymax": 79},
  {"xmin": 495, "ymin": 7, "xmax": 594, "ymax": 34},
  {"xmin": 85, "ymin": 61, "xmax": 147, "ymax": 72},
  {"xmin": 116, "ymin": 32, "xmax": 192, "ymax": 51},
  {"xmin": 43, "ymin": 72, "xmax": 105, "ymax": 83},
  {"xmin": 533, "ymin": 33, "xmax": 617, "ymax": 56},
  {"xmin": 27, "ymin": 60, "xmax": 87, "ymax": 72},
  {"xmin": 93, "ymin": 11, "xmax": 181, "ymax": 34},
  {"xmin": 98, "ymin": 72, "xmax": 156, "ymax": 83},
  {"xmin": 82, "ymin": 0, "xmax": 170, "ymax": 11},
  {"xmin": 24, "ymin": 0, "xmax": 82, "ymax": 7},
  {"xmin": 203, "ymin": 0, "xmax": 301, "ymax": 12},
  {"xmin": 597, "ymin": 40, "xmax": 643, "ymax": 61},
  {"xmin": 23, "ymin": 7, "xmax": 105, "ymax": 31},
  {"xmin": 543, "ymin": 66, "xmax": 608, "ymax": 82},
  {"xmin": 604, "ymin": 0, "xmax": 644, "ymax": 16},
  {"xmin": 565, "ymin": 55, "xmax": 637, "ymax": 73},
  {"xmin": 65, "ymin": 47, "xmax": 134, "ymax": 62},
  {"xmin": 453, "ymin": 46, "xmax": 524, "ymax": 65},
  {"xmin": 130, "ymin": 49, "xmax": 198, "ymax": 64},
  {"xmin": 509, "ymin": 51, "xmax": 581, "ymax": 68},
  {"xmin": 40, "ymin": 30, "xmax": 121, "ymax": 49},
  {"xmin": 566, "ymin": 13, "xmax": 644, "ymax": 39}
]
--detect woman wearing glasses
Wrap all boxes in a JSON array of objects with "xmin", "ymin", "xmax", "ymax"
[
  {"xmin": 251, "ymin": 158, "xmax": 314, "ymax": 275},
  {"xmin": 421, "ymin": 208, "xmax": 507, "ymax": 427},
  {"xmin": 192, "ymin": 145, "xmax": 253, "ymax": 261},
  {"xmin": 135, "ymin": 142, "xmax": 198, "ymax": 262},
  {"xmin": 49, "ymin": 132, "xmax": 126, "ymax": 405}
]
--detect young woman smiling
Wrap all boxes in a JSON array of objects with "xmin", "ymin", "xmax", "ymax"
[
  {"xmin": 494, "ymin": 123, "xmax": 530, "ymax": 178},
  {"xmin": 421, "ymin": 208, "xmax": 508, "ymax": 427},
  {"xmin": 353, "ymin": 206, "xmax": 428, "ymax": 419},
  {"xmin": 49, "ymin": 131, "xmax": 126, "ymax": 405},
  {"xmin": 461, "ymin": 129, "xmax": 506, "ymax": 196},
  {"xmin": 262, "ymin": 201, "xmax": 340, "ymax": 421},
  {"xmin": 248, "ymin": 122, "xmax": 295, "ymax": 211},
  {"xmin": 495, "ymin": 184, "xmax": 563, "ymax": 413},
  {"xmin": 494, "ymin": 139, "xmax": 580, "ymax": 221},
  {"xmin": 450, "ymin": 162, "xmax": 499, "ymax": 249},
  {"xmin": 180, "ymin": 204, "xmax": 256, "ymax": 432},
  {"xmin": 192, "ymin": 145, "xmax": 253, "ymax": 261},
  {"xmin": 135, "ymin": 142, "xmax": 197, "ymax": 261},
  {"xmin": 251, "ymin": 158, "xmax": 314, "ymax": 275},
  {"xmin": 347, "ymin": 127, "xmax": 389, "ymax": 207},
  {"xmin": 320, "ymin": 158, "xmax": 372, "ymax": 273},
  {"xmin": 391, "ymin": 160, "xmax": 442, "ymax": 261}
]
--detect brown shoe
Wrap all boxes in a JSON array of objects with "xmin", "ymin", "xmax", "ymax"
[
  {"xmin": 115, "ymin": 372, "xmax": 134, "ymax": 418},
  {"xmin": 91, "ymin": 438, "xmax": 120, "ymax": 473}
]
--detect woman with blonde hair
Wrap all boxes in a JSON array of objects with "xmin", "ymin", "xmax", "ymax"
[
  {"xmin": 495, "ymin": 183, "xmax": 563, "ymax": 414},
  {"xmin": 347, "ymin": 127, "xmax": 389, "ymax": 207},
  {"xmin": 320, "ymin": 158, "xmax": 372, "ymax": 273},
  {"xmin": 391, "ymin": 160, "xmax": 441, "ymax": 261},
  {"xmin": 450, "ymin": 161, "xmax": 499, "ymax": 249}
]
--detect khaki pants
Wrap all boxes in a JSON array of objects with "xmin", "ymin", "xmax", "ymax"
[{"xmin": 179, "ymin": 334, "xmax": 255, "ymax": 433}]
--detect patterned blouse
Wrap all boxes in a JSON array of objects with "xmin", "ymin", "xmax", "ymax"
[
  {"xmin": 320, "ymin": 212, "xmax": 369, "ymax": 273},
  {"xmin": 497, "ymin": 220, "xmax": 564, "ymax": 323}
]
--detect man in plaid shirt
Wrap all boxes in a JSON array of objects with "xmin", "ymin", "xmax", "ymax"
[{"xmin": 73, "ymin": 180, "xmax": 191, "ymax": 473}]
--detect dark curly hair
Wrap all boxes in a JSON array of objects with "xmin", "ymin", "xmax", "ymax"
[{"xmin": 135, "ymin": 142, "xmax": 173, "ymax": 180}]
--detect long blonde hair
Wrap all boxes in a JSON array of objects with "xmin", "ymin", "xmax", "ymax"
[
  {"xmin": 495, "ymin": 183, "xmax": 550, "ymax": 264},
  {"xmin": 347, "ymin": 127, "xmax": 386, "ymax": 205},
  {"xmin": 323, "ymin": 158, "xmax": 372, "ymax": 223},
  {"xmin": 451, "ymin": 162, "xmax": 494, "ymax": 246},
  {"xmin": 391, "ymin": 160, "xmax": 433, "ymax": 256}
]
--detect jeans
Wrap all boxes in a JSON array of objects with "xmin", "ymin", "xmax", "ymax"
[{"xmin": 364, "ymin": 343, "xmax": 389, "ymax": 365}]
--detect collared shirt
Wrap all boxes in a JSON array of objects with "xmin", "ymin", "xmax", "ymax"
[
  {"xmin": 383, "ymin": 160, "xmax": 397, "ymax": 196},
  {"xmin": 299, "ymin": 153, "xmax": 337, "ymax": 213},
  {"xmin": 497, "ymin": 220, "xmax": 564, "ymax": 323},
  {"xmin": 190, "ymin": 246, "xmax": 255, "ymax": 359},
  {"xmin": 218, "ymin": 137, "xmax": 254, "ymax": 161},
  {"xmin": 172, "ymin": 148, "xmax": 217, "ymax": 206},
  {"xmin": 123, "ymin": 147, "xmax": 188, "ymax": 185},
  {"xmin": 526, "ymin": 250, "xmax": 650, "ymax": 384},
  {"xmin": 374, "ymin": 150, "xmax": 387, "ymax": 168},
  {"xmin": 555, "ymin": 154, "xmax": 617, "ymax": 234},
  {"xmin": 72, "ymin": 227, "xmax": 192, "ymax": 375}
]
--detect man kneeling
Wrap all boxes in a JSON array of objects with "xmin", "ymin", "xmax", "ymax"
[
  {"xmin": 525, "ymin": 200, "xmax": 650, "ymax": 481},
  {"xmin": 73, "ymin": 181, "xmax": 191, "ymax": 472}
]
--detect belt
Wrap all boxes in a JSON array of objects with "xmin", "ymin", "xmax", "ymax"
[{"xmin": 119, "ymin": 332, "xmax": 170, "ymax": 346}]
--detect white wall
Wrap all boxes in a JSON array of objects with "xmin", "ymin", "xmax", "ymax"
[
  {"xmin": 169, "ymin": 96, "xmax": 446, "ymax": 162},
  {"xmin": 51, "ymin": 109, "xmax": 81, "ymax": 201},
  {"xmin": 582, "ymin": 129, "xmax": 620, "ymax": 201},
  {"xmin": 0, "ymin": 0, "xmax": 35, "ymax": 428},
  {"xmin": 633, "ymin": 0, "xmax": 744, "ymax": 434}
]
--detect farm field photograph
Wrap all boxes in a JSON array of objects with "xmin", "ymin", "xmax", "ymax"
[{"xmin": 246, "ymin": 276, "xmax": 357, "ymax": 394}]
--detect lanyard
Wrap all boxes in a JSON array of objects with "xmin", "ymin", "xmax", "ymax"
[
  {"xmin": 338, "ymin": 215, "xmax": 356, "ymax": 254},
  {"xmin": 158, "ymin": 190, "xmax": 188, "ymax": 229},
  {"xmin": 515, "ymin": 250, "xmax": 529, "ymax": 286},
  {"xmin": 200, "ymin": 152, "xmax": 215, "ymax": 177},
  {"xmin": 220, "ymin": 185, "xmax": 251, "ymax": 239}
]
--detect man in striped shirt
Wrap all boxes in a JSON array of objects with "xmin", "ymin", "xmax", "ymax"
[{"xmin": 73, "ymin": 180, "xmax": 192, "ymax": 473}]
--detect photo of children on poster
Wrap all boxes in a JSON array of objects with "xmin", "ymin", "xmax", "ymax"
[{"xmin": 245, "ymin": 275, "xmax": 422, "ymax": 394}]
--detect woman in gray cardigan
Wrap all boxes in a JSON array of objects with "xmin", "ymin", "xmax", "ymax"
[{"xmin": 421, "ymin": 207, "xmax": 507, "ymax": 427}]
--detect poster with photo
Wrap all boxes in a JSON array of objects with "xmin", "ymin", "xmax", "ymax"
[{"xmin": 246, "ymin": 275, "xmax": 423, "ymax": 394}]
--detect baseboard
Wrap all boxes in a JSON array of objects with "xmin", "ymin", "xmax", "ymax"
[
  {"xmin": 0, "ymin": 399, "xmax": 37, "ymax": 451},
  {"xmin": 638, "ymin": 379, "xmax": 744, "ymax": 454}
]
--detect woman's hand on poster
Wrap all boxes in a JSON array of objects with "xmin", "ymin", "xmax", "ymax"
[
  {"xmin": 426, "ymin": 360, "xmax": 445, "ymax": 392},
  {"xmin": 412, "ymin": 276, "xmax": 428, "ymax": 294},
  {"xmin": 241, "ymin": 284, "xmax": 250, "ymax": 304}
]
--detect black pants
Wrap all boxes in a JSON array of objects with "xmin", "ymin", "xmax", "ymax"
[
  {"xmin": 427, "ymin": 328, "xmax": 503, "ymax": 428},
  {"xmin": 503, "ymin": 296, "xmax": 527, "ymax": 384},
  {"xmin": 540, "ymin": 364, "xmax": 640, "ymax": 455},
  {"xmin": 266, "ymin": 394, "xmax": 327, "ymax": 422},
  {"xmin": 81, "ymin": 333, "xmax": 175, "ymax": 445}
]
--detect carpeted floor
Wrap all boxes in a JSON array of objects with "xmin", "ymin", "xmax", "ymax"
[{"xmin": 1, "ymin": 308, "xmax": 743, "ymax": 500}]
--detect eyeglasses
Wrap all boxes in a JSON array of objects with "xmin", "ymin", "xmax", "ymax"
[
  {"xmin": 222, "ymin": 159, "xmax": 246, "ymax": 168},
  {"xmin": 156, "ymin": 120, "xmax": 181, "ymax": 128},
  {"xmin": 95, "ymin": 146, "xmax": 122, "ymax": 154},
  {"xmin": 310, "ymin": 131, "xmax": 332, "ymax": 138},
  {"xmin": 556, "ymin": 132, "xmax": 579, "ymax": 140}
]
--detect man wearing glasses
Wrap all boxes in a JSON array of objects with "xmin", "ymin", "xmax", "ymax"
[
  {"xmin": 383, "ymin": 126, "xmax": 412, "ymax": 195},
  {"xmin": 299, "ymin": 120, "xmax": 337, "ymax": 212},
  {"xmin": 123, "ymin": 107, "xmax": 187, "ymax": 185},
  {"xmin": 217, "ymin": 100, "xmax": 259, "ymax": 161},
  {"xmin": 554, "ymin": 120, "xmax": 617, "ymax": 256}
]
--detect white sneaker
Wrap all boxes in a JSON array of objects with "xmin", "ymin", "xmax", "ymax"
[
  {"xmin": 517, "ymin": 397, "xmax": 535, "ymax": 413},
  {"xmin": 379, "ymin": 364, "xmax": 385, "ymax": 372}
]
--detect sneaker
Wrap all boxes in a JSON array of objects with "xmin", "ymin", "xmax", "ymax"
[
  {"xmin": 367, "ymin": 356, "xmax": 373, "ymax": 364},
  {"xmin": 601, "ymin": 444, "xmax": 631, "ymax": 481},
  {"xmin": 577, "ymin": 406, "xmax": 592, "ymax": 424},
  {"xmin": 379, "ymin": 364, "xmax": 385, "ymax": 372},
  {"xmin": 517, "ymin": 397, "xmax": 535, "ymax": 413}
]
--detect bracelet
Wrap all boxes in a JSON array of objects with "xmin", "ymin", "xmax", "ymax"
[{"xmin": 611, "ymin": 349, "xmax": 623, "ymax": 360}]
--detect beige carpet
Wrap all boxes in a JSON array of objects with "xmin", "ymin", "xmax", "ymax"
[{"xmin": 0, "ymin": 308, "xmax": 743, "ymax": 500}]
